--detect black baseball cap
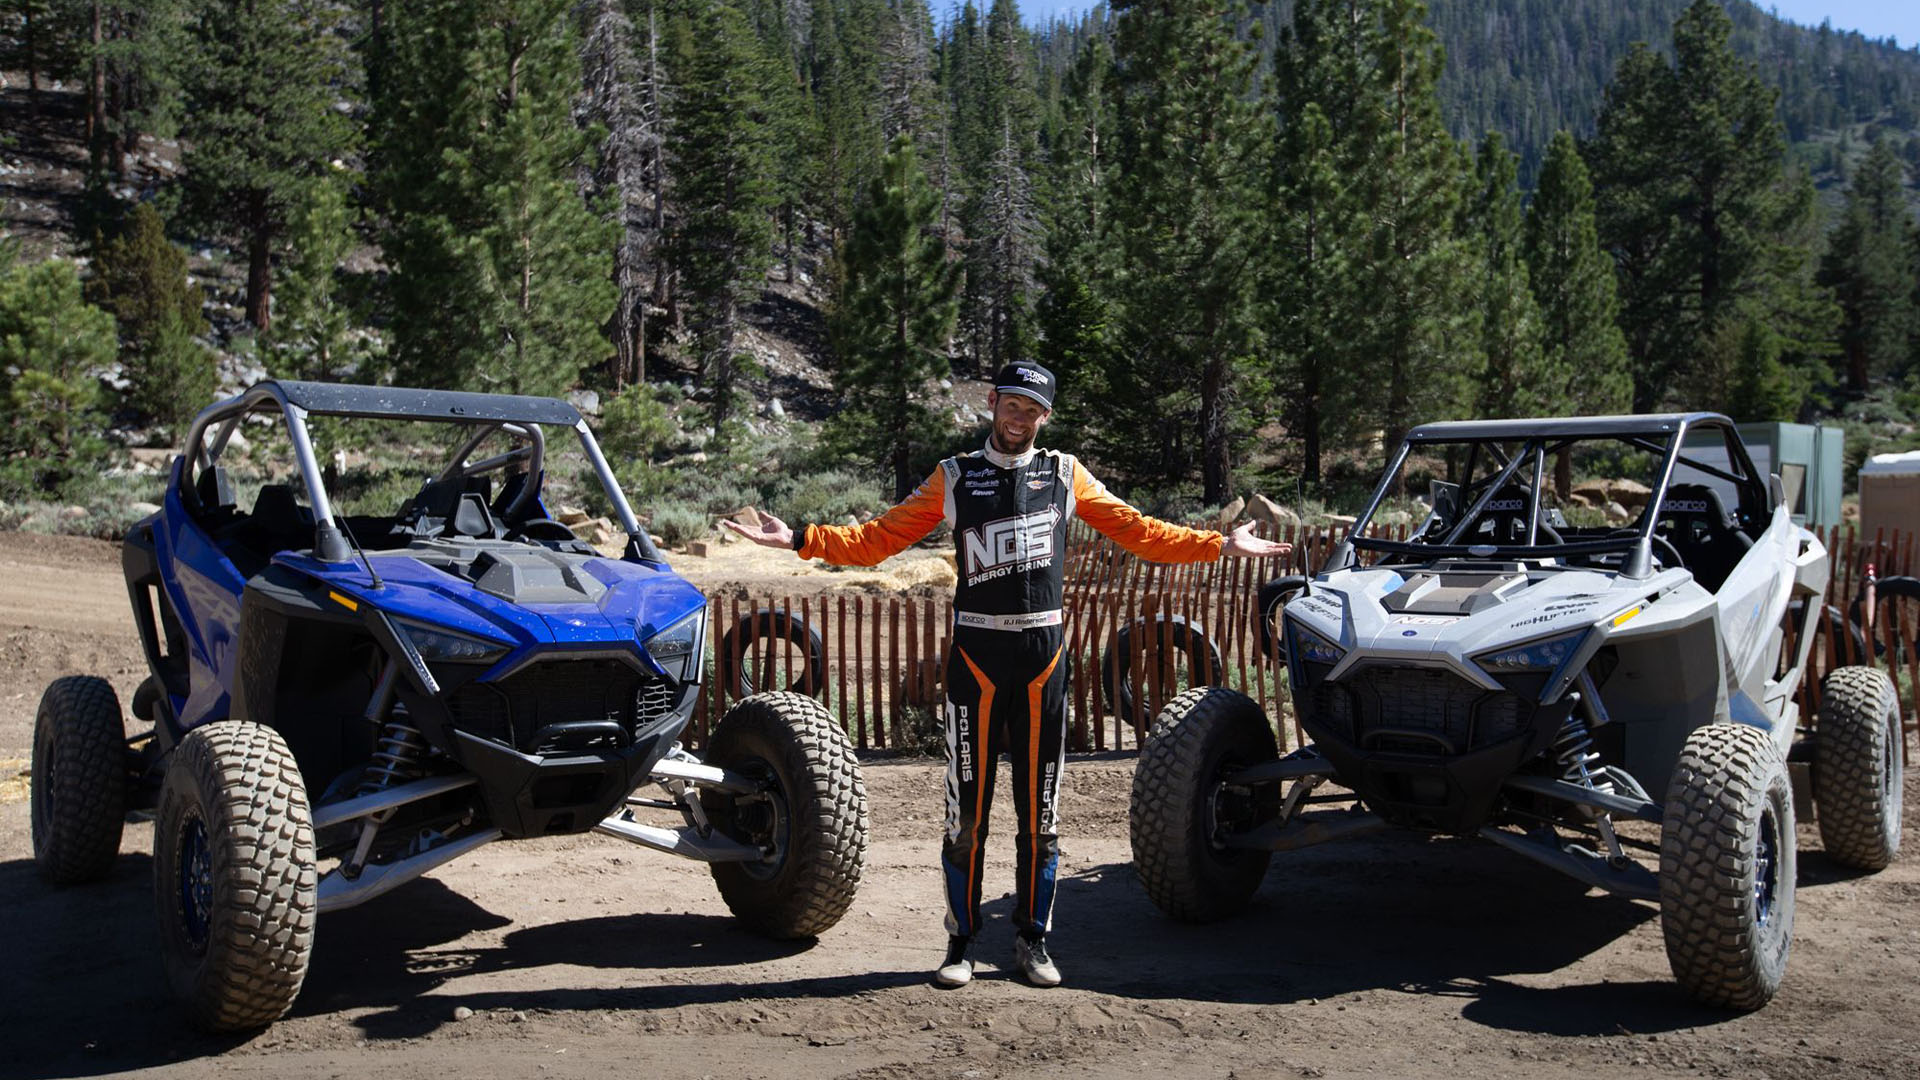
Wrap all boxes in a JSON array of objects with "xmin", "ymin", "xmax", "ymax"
[{"xmin": 993, "ymin": 361, "xmax": 1056, "ymax": 410}]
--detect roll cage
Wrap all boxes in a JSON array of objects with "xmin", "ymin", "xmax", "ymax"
[
  {"xmin": 1325, "ymin": 413, "xmax": 1771, "ymax": 580},
  {"xmin": 177, "ymin": 380, "xmax": 666, "ymax": 567}
]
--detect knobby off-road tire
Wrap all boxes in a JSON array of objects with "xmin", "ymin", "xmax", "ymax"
[
  {"xmin": 702, "ymin": 692, "xmax": 868, "ymax": 938},
  {"xmin": 31, "ymin": 676, "xmax": 128, "ymax": 885},
  {"xmin": 717, "ymin": 610, "xmax": 828, "ymax": 699},
  {"xmin": 1814, "ymin": 666, "xmax": 1904, "ymax": 870},
  {"xmin": 153, "ymin": 721, "xmax": 316, "ymax": 1032},
  {"xmin": 1660, "ymin": 722, "xmax": 1796, "ymax": 1011},
  {"xmin": 1130, "ymin": 687, "xmax": 1279, "ymax": 922},
  {"xmin": 1101, "ymin": 615, "xmax": 1225, "ymax": 722}
]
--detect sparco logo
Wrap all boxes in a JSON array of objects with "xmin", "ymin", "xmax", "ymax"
[{"xmin": 961, "ymin": 507, "xmax": 1058, "ymax": 574}]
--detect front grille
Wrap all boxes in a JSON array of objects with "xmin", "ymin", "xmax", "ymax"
[
  {"xmin": 445, "ymin": 658, "xmax": 680, "ymax": 754},
  {"xmin": 1311, "ymin": 665, "xmax": 1532, "ymax": 757}
]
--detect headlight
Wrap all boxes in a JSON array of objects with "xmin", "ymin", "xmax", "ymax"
[
  {"xmin": 1288, "ymin": 620, "xmax": 1347, "ymax": 666},
  {"xmin": 395, "ymin": 619, "xmax": 511, "ymax": 664},
  {"xmin": 1475, "ymin": 630, "xmax": 1585, "ymax": 675},
  {"xmin": 645, "ymin": 607, "xmax": 706, "ymax": 682}
]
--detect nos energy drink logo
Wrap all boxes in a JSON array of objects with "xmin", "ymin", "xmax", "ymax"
[{"xmin": 961, "ymin": 507, "xmax": 1059, "ymax": 584}]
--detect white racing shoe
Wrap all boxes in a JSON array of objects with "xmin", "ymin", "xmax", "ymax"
[
  {"xmin": 1014, "ymin": 934, "xmax": 1061, "ymax": 988},
  {"xmin": 934, "ymin": 935, "xmax": 974, "ymax": 988}
]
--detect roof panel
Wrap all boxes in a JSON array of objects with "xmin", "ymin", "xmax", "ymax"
[
  {"xmin": 1405, "ymin": 413, "xmax": 1728, "ymax": 441},
  {"xmin": 267, "ymin": 380, "xmax": 583, "ymax": 426}
]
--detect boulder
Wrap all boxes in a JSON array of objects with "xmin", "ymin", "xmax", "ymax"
[
  {"xmin": 1607, "ymin": 478, "xmax": 1652, "ymax": 510},
  {"xmin": 556, "ymin": 505, "xmax": 590, "ymax": 526},
  {"xmin": 1571, "ymin": 481, "xmax": 1610, "ymax": 506},
  {"xmin": 129, "ymin": 502, "xmax": 162, "ymax": 517},
  {"xmin": 1603, "ymin": 500, "xmax": 1632, "ymax": 524},
  {"xmin": 1215, "ymin": 496, "xmax": 1246, "ymax": 529},
  {"xmin": 1248, "ymin": 494, "xmax": 1301, "ymax": 535},
  {"xmin": 728, "ymin": 506, "xmax": 765, "ymax": 530},
  {"xmin": 567, "ymin": 389, "xmax": 601, "ymax": 416}
]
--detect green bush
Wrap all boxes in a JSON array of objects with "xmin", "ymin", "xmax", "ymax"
[
  {"xmin": 645, "ymin": 501, "xmax": 709, "ymax": 547},
  {"xmin": 0, "ymin": 257, "xmax": 117, "ymax": 496},
  {"xmin": 772, "ymin": 468, "xmax": 890, "ymax": 525},
  {"xmin": 598, "ymin": 385, "xmax": 680, "ymax": 462}
]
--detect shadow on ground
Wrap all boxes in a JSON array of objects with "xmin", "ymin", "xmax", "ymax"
[
  {"xmin": 7, "ymin": 809, "xmax": 1845, "ymax": 1075},
  {"xmin": 1049, "ymin": 828, "xmax": 1733, "ymax": 1035}
]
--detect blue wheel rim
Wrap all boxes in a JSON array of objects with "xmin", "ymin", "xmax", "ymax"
[
  {"xmin": 178, "ymin": 815, "xmax": 212, "ymax": 950},
  {"xmin": 1754, "ymin": 807, "xmax": 1780, "ymax": 928}
]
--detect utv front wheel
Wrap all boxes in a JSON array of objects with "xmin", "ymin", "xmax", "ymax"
[
  {"xmin": 1660, "ymin": 723, "xmax": 1796, "ymax": 1011},
  {"xmin": 702, "ymin": 692, "xmax": 868, "ymax": 938},
  {"xmin": 1813, "ymin": 666, "xmax": 1903, "ymax": 870},
  {"xmin": 31, "ymin": 676, "xmax": 128, "ymax": 885},
  {"xmin": 1130, "ymin": 687, "xmax": 1279, "ymax": 922},
  {"xmin": 154, "ymin": 721, "xmax": 316, "ymax": 1032}
]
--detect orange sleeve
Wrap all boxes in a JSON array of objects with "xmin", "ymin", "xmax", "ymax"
[
  {"xmin": 797, "ymin": 466, "xmax": 948, "ymax": 566},
  {"xmin": 1070, "ymin": 458, "xmax": 1224, "ymax": 563}
]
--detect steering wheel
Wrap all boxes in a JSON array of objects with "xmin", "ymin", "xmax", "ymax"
[{"xmin": 508, "ymin": 518, "xmax": 580, "ymax": 544}]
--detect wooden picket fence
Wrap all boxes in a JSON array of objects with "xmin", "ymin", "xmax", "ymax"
[{"xmin": 683, "ymin": 522, "xmax": 1920, "ymax": 763}]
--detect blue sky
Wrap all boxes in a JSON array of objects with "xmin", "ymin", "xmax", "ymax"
[{"xmin": 1007, "ymin": 1, "xmax": 1920, "ymax": 48}]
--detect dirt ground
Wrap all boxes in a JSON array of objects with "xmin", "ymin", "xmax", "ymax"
[{"xmin": 2, "ymin": 529, "xmax": 1917, "ymax": 1080}]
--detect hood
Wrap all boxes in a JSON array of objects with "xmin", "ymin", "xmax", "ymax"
[
  {"xmin": 1283, "ymin": 560, "xmax": 1689, "ymax": 694},
  {"xmin": 277, "ymin": 539, "xmax": 706, "ymax": 653}
]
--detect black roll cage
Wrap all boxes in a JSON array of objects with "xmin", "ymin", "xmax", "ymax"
[
  {"xmin": 176, "ymin": 380, "xmax": 668, "ymax": 567},
  {"xmin": 1324, "ymin": 413, "xmax": 1768, "ymax": 579}
]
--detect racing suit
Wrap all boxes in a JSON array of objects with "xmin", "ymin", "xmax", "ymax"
[{"xmin": 794, "ymin": 441, "xmax": 1224, "ymax": 939}]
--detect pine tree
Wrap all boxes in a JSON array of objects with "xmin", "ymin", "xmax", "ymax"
[
  {"xmin": 1268, "ymin": 0, "xmax": 1369, "ymax": 490},
  {"xmin": 83, "ymin": 200, "xmax": 213, "ymax": 430},
  {"xmin": 1465, "ymin": 132, "xmax": 1549, "ymax": 420},
  {"xmin": 0, "ymin": 257, "xmax": 118, "ymax": 493},
  {"xmin": 1349, "ymin": 0, "xmax": 1476, "ymax": 456},
  {"xmin": 1524, "ymin": 129, "xmax": 1629, "ymax": 496},
  {"xmin": 93, "ymin": 3, "xmax": 189, "ymax": 176},
  {"xmin": 376, "ymin": 0, "xmax": 615, "ymax": 397},
  {"xmin": 1524, "ymin": 131, "xmax": 1630, "ymax": 417},
  {"xmin": 1101, "ymin": 0, "xmax": 1271, "ymax": 504},
  {"xmin": 579, "ymin": 0, "xmax": 665, "ymax": 388},
  {"xmin": 955, "ymin": 0, "xmax": 1040, "ymax": 375},
  {"xmin": 262, "ymin": 174, "xmax": 367, "ymax": 383},
  {"xmin": 178, "ymin": 0, "xmax": 357, "ymax": 330},
  {"xmin": 1587, "ymin": 0, "xmax": 1832, "ymax": 415},
  {"xmin": 827, "ymin": 135, "xmax": 961, "ymax": 500},
  {"xmin": 1031, "ymin": 32, "xmax": 1112, "ymax": 458},
  {"xmin": 665, "ymin": 0, "xmax": 779, "ymax": 436},
  {"xmin": 1819, "ymin": 139, "xmax": 1916, "ymax": 396},
  {"xmin": 84, "ymin": 201, "xmax": 202, "ymax": 352}
]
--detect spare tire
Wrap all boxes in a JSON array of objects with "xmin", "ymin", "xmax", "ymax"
[
  {"xmin": 717, "ymin": 608, "xmax": 827, "ymax": 699},
  {"xmin": 1101, "ymin": 615, "xmax": 1223, "ymax": 723}
]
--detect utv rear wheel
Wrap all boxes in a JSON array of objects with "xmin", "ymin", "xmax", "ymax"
[
  {"xmin": 1660, "ymin": 723, "xmax": 1795, "ymax": 1011},
  {"xmin": 1814, "ymin": 666, "xmax": 1903, "ymax": 870},
  {"xmin": 1130, "ymin": 687, "xmax": 1279, "ymax": 922},
  {"xmin": 31, "ymin": 676, "xmax": 128, "ymax": 885},
  {"xmin": 154, "ymin": 721, "xmax": 316, "ymax": 1032},
  {"xmin": 702, "ymin": 692, "xmax": 868, "ymax": 938}
]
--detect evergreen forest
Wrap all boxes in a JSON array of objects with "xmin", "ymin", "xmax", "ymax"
[{"xmin": 2, "ymin": 0, "xmax": 1919, "ymax": 529}]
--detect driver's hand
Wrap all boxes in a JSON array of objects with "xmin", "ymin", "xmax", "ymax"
[
  {"xmin": 1223, "ymin": 520, "xmax": 1292, "ymax": 559},
  {"xmin": 720, "ymin": 510, "xmax": 796, "ymax": 550}
]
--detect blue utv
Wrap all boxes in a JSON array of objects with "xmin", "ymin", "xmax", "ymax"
[{"xmin": 29, "ymin": 381, "xmax": 868, "ymax": 1032}]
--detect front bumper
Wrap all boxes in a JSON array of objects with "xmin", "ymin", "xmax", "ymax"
[
  {"xmin": 399, "ymin": 650, "xmax": 699, "ymax": 838},
  {"xmin": 1294, "ymin": 662, "xmax": 1571, "ymax": 833}
]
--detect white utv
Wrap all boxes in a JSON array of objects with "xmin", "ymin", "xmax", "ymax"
[{"xmin": 1131, "ymin": 413, "xmax": 1904, "ymax": 1010}]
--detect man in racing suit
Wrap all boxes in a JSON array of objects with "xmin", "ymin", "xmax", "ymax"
[{"xmin": 723, "ymin": 361, "xmax": 1289, "ymax": 987}]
